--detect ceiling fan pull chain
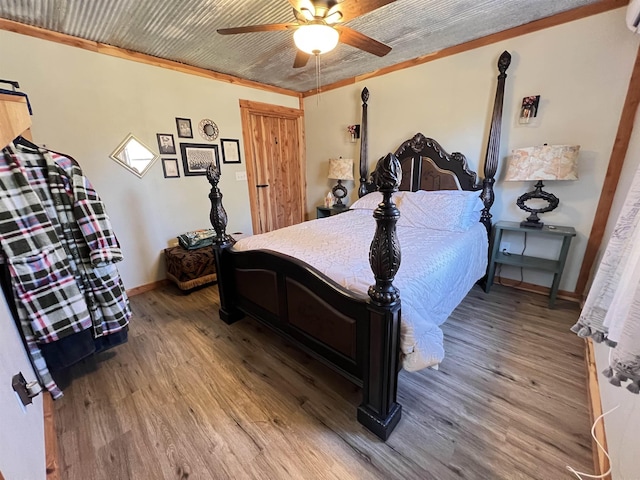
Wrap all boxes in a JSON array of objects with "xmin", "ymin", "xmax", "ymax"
[{"xmin": 315, "ymin": 53, "xmax": 321, "ymax": 104}]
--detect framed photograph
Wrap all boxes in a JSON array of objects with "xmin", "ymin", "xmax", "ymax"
[
  {"xmin": 175, "ymin": 117, "xmax": 193, "ymax": 138},
  {"xmin": 518, "ymin": 95, "xmax": 540, "ymax": 125},
  {"xmin": 180, "ymin": 143, "xmax": 219, "ymax": 176},
  {"xmin": 162, "ymin": 158, "xmax": 180, "ymax": 178},
  {"xmin": 156, "ymin": 133, "xmax": 176, "ymax": 155},
  {"xmin": 221, "ymin": 138, "xmax": 241, "ymax": 164}
]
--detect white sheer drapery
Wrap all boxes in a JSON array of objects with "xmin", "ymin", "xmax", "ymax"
[{"xmin": 572, "ymin": 162, "xmax": 640, "ymax": 394}]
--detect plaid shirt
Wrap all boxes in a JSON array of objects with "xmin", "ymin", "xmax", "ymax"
[{"xmin": 0, "ymin": 144, "xmax": 131, "ymax": 397}]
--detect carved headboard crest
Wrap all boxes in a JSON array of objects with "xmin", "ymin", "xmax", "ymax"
[{"xmin": 394, "ymin": 133, "xmax": 480, "ymax": 190}]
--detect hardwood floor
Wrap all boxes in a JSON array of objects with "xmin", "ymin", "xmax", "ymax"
[{"xmin": 54, "ymin": 284, "xmax": 592, "ymax": 479}]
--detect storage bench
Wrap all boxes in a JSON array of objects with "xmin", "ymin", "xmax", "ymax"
[{"xmin": 164, "ymin": 245, "xmax": 217, "ymax": 291}]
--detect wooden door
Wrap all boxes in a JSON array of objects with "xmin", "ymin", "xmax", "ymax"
[{"xmin": 240, "ymin": 100, "xmax": 306, "ymax": 234}]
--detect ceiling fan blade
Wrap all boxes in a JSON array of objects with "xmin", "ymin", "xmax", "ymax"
[
  {"xmin": 293, "ymin": 50, "xmax": 311, "ymax": 68},
  {"xmin": 217, "ymin": 23, "xmax": 296, "ymax": 35},
  {"xmin": 293, "ymin": 7, "xmax": 313, "ymax": 23},
  {"xmin": 328, "ymin": 0, "xmax": 396, "ymax": 23},
  {"xmin": 287, "ymin": 0, "xmax": 316, "ymax": 14},
  {"xmin": 335, "ymin": 25, "xmax": 391, "ymax": 57}
]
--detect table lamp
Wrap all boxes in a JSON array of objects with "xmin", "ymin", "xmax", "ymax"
[
  {"xmin": 505, "ymin": 144, "xmax": 579, "ymax": 228},
  {"xmin": 328, "ymin": 158, "xmax": 354, "ymax": 208}
]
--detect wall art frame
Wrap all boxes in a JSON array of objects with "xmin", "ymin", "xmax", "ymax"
[
  {"xmin": 221, "ymin": 138, "xmax": 241, "ymax": 164},
  {"xmin": 199, "ymin": 118, "xmax": 219, "ymax": 141},
  {"xmin": 156, "ymin": 133, "xmax": 176, "ymax": 155},
  {"xmin": 176, "ymin": 117, "xmax": 193, "ymax": 138},
  {"xmin": 162, "ymin": 158, "xmax": 180, "ymax": 178},
  {"xmin": 180, "ymin": 143, "xmax": 219, "ymax": 176}
]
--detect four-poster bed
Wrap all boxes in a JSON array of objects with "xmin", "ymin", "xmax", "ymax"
[{"xmin": 206, "ymin": 51, "xmax": 511, "ymax": 440}]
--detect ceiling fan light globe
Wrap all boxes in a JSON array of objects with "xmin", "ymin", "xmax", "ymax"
[{"xmin": 293, "ymin": 24, "xmax": 339, "ymax": 55}]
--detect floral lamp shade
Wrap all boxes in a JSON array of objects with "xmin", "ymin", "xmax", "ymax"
[
  {"xmin": 328, "ymin": 158, "xmax": 354, "ymax": 180},
  {"xmin": 505, "ymin": 145, "xmax": 579, "ymax": 182}
]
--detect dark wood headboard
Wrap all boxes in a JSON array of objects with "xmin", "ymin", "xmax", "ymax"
[
  {"xmin": 357, "ymin": 51, "xmax": 512, "ymax": 234},
  {"xmin": 393, "ymin": 134, "xmax": 480, "ymax": 192}
]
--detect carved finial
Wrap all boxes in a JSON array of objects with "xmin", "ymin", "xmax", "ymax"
[
  {"xmin": 206, "ymin": 163, "xmax": 221, "ymax": 186},
  {"xmin": 361, "ymin": 87, "xmax": 369, "ymax": 105},
  {"xmin": 373, "ymin": 153, "xmax": 402, "ymax": 191},
  {"xmin": 368, "ymin": 153, "xmax": 402, "ymax": 306},
  {"xmin": 498, "ymin": 51, "xmax": 511, "ymax": 76}
]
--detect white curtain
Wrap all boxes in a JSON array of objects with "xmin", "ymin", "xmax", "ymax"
[{"xmin": 572, "ymin": 161, "xmax": 640, "ymax": 394}]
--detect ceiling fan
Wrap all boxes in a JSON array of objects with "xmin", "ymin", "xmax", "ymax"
[{"xmin": 217, "ymin": 0, "xmax": 395, "ymax": 68}]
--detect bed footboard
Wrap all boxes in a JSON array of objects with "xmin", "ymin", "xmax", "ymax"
[{"xmin": 206, "ymin": 154, "xmax": 403, "ymax": 441}]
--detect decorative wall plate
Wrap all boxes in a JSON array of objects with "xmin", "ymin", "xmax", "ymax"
[{"xmin": 198, "ymin": 119, "xmax": 219, "ymax": 141}]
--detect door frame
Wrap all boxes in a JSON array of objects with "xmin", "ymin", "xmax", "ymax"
[{"xmin": 239, "ymin": 99, "xmax": 306, "ymax": 234}]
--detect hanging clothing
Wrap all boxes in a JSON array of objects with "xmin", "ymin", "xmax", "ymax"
[
  {"xmin": 571, "ymin": 158, "xmax": 640, "ymax": 394},
  {"xmin": 0, "ymin": 143, "xmax": 131, "ymax": 398}
]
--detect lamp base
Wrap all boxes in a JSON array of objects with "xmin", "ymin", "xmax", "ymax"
[
  {"xmin": 520, "ymin": 219, "xmax": 544, "ymax": 229},
  {"xmin": 332, "ymin": 179, "xmax": 348, "ymax": 207},
  {"xmin": 516, "ymin": 180, "xmax": 559, "ymax": 230}
]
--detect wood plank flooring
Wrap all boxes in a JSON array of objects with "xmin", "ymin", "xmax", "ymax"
[{"xmin": 53, "ymin": 284, "xmax": 593, "ymax": 479}]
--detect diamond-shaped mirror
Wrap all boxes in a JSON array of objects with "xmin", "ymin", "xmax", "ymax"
[{"xmin": 110, "ymin": 134, "xmax": 159, "ymax": 178}]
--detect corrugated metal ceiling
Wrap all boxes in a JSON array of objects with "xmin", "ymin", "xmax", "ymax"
[{"xmin": 0, "ymin": 0, "xmax": 604, "ymax": 92}]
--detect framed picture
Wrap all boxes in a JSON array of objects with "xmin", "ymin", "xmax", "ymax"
[
  {"xmin": 162, "ymin": 158, "xmax": 180, "ymax": 178},
  {"xmin": 221, "ymin": 138, "xmax": 241, "ymax": 164},
  {"xmin": 175, "ymin": 117, "xmax": 193, "ymax": 138},
  {"xmin": 180, "ymin": 143, "xmax": 219, "ymax": 176},
  {"xmin": 156, "ymin": 133, "xmax": 176, "ymax": 155},
  {"xmin": 519, "ymin": 95, "xmax": 540, "ymax": 125}
]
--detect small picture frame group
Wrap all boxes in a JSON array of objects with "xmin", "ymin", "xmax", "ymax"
[
  {"xmin": 156, "ymin": 133, "xmax": 176, "ymax": 155},
  {"xmin": 221, "ymin": 138, "xmax": 241, "ymax": 164},
  {"xmin": 180, "ymin": 143, "xmax": 219, "ymax": 176},
  {"xmin": 176, "ymin": 117, "xmax": 193, "ymax": 138},
  {"xmin": 162, "ymin": 158, "xmax": 180, "ymax": 178}
]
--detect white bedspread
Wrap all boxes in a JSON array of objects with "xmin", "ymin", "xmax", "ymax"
[{"xmin": 233, "ymin": 209, "xmax": 487, "ymax": 371}]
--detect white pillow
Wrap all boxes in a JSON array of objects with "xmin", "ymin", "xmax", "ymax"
[
  {"xmin": 397, "ymin": 190, "xmax": 483, "ymax": 231},
  {"xmin": 351, "ymin": 191, "xmax": 413, "ymax": 210},
  {"xmin": 350, "ymin": 192, "xmax": 384, "ymax": 210}
]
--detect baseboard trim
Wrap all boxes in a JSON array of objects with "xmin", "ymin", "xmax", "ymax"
[
  {"xmin": 44, "ymin": 394, "xmax": 60, "ymax": 480},
  {"xmin": 585, "ymin": 339, "xmax": 611, "ymax": 479},
  {"xmin": 126, "ymin": 279, "xmax": 170, "ymax": 297},
  {"xmin": 491, "ymin": 279, "xmax": 582, "ymax": 303}
]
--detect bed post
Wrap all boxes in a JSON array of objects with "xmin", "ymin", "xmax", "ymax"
[
  {"xmin": 358, "ymin": 87, "xmax": 371, "ymax": 198},
  {"xmin": 480, "ymin": 50, "xmax": 511, "ymax": 234},
  {"xmin": 357, "ymin": 153, "xmax": 402, "ymax": 440},
  {"xmin": 206, "ymin": 165, "xmax": 243, "ymax": 324}
]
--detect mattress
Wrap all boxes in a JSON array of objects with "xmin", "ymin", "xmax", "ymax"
[{"xmin": 233, "ymin": 209, "xmax": 487, "ymax": 371}]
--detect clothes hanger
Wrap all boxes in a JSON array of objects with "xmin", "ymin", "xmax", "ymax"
[{"xmin": 13, "ymin": 135, "xmax": 40, "ymax": 150}]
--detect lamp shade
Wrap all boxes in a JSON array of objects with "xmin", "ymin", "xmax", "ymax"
[
  {"xmin": 505, "ymin": 144, "xmax": 580, "ymax": 182},
  {"xmin": 328, "ymin": 158, "xmax": 354, "ymax": 180},
  {"xmin": 293, "ymin": 24, "xmax": 339, "ymax": 55}
]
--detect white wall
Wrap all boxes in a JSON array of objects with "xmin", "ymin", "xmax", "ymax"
[
  {"xmin": 304, "ymin": 8, "xmax": 640, "ymax": 293},
  {"xmin": 591, "ymin": 103, "xmax": 640, "ymax": 479},
  {"xmin": 0, "ymin": 30, "xmax": 300, "ymax": 289}
]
